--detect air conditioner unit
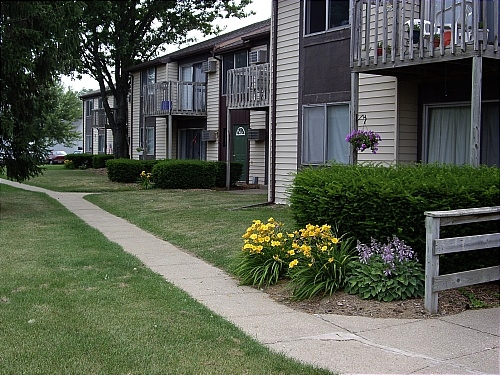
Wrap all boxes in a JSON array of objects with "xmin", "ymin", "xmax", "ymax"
[
  {"xmin": 201, "ymin": 60, "xmax": 217, "ymax": 73},
  {"xmin": 201, "ymin": 130, "xmax": 217, "ymax": 142},
  {"xmin": 249, "ymin": 50, "xmax": 267, "ymax": 65},
  {"xmin": 248, "ymin": 129, "xmax": 266, "ymax": 141}
]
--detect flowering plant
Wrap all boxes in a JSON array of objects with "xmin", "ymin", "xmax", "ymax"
[
  {"xmin": 345, "ymin": 129, "xmax": 381, "ymax": 153},
  {"xmin": 345, "ymin": 236, "xmax": 424, "ymax": 301},
  {"xmin": 63, "ymin": 159, "xmax": 74, "ymax": 169},
  {"xmin": 139, "ymin": 170, "xmax": 153, "ymax": 190},
  {"xmin": 286, "ymin": 224, "xmax": 356, "ymax": 300},
  {"xmin": 234, "ymin": 218, "xmax": 292, "ymax": 287}
]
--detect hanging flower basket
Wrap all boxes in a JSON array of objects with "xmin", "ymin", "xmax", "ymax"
[{"xmin": 345, "ymin": 129, "xmax": 382, "ymax": 154}]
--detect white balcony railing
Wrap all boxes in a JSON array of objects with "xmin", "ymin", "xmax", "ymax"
[
  {"xmin": 226, "ymin": 63, "xmax": 270, "ymax": 109},
  {"xmin": 143, "ymin": 81, "xmax": 207, "ymax": 116}
]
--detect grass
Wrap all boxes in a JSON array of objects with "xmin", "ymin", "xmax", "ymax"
[{"xmin": 0, "ymin": 184, "xmax": 332, "ymax": 375}]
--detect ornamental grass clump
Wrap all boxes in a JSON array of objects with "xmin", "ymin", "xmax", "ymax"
[
  {"xmin": 345, "ymin": 129, "xmax": 381, "ymax": 153},
  {"xmin": 287, "ymin": 224, "xmax": 356, "ymax": 301},
  {"xmin": 345, "ymin": 236, "xmax": 425, "ymax": 302},
  {"xmin": 234, "ymin": 218, "xmax": 292, "ymax": 288}
]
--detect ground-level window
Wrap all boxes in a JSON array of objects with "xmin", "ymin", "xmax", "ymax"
[
  {"xmin": 178, "ymin": 128, "xmax": 206, "ymax": 160},
  {"xmin": 425, "ymin": 101, "xmax": 499, "ymax": 166},
  {"xmin": 98, "ymin": 130, "xmax": 105, "ymax": 154},
  {"xmin": 85, "ymin": 135, "xmax": 92, "ymax": 153},
  {"xmin": 302, "ymin": 104, "xmax": 350, "ymax": 165},
  {"xmin": 145, "ymin": 126, "xmax": 155, "ymax": 156}
]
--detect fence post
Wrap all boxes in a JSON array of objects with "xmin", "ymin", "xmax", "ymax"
[{"xmin": 424, "ymin": 214, "xmax": 440, "ymax": 314}]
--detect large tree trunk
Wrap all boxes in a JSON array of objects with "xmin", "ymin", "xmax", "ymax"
[{"xmin": 108, "ymin": 81, "xmax": 130, "ymax": 159}]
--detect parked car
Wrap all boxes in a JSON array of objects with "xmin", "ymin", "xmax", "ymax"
[
  {"xmin": 46, "ymin": 150, "xmax": 67, "ymax": 164},
  {"xmin": 73, "ymin": 150, "xmax": 83, "ymax": 154}
]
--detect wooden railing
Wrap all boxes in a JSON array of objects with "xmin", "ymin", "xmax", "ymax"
[
  {"xmin": 143, "ymin": 81, "xmax": 207, "ymax": 117},
  {"xmin": 226, "ymin": 63, "xmax": 270, "ymax": 109},
  {"xmin": 424, "ymin": 206, "xmax": 500, "ymax": 314},
  {"xmin": 91, "ymin": 109, "xmax": 108, "ymax": 128},
  {"xmin": 351, "ymin": 0, "xmax": 499, "ymax": 69}
]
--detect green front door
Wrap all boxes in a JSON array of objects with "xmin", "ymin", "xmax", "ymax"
[{"xmin": 232, "ymin": 124, "xmax": 248, "ymax": 182}]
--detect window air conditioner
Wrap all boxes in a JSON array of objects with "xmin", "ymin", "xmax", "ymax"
[
  {"xmin": 248, "ymin": 129, "xmax": 266, "ymax": 141},
  {"xmin": 249, "ymin": 50, "xmax": 267, "ymax": 64},
  {"xmin": 201, "ymin": 60, "xmax": 217, "ymax": 73},
  {"xmin": 202, "ymin": 130, "xmax": 217, "ymax": 142}
]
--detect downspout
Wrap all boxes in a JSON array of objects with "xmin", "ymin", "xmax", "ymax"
[
  {"xmin": 269, "ymin": 0, "xmax": 278, "ymax": 204},
  {"xmin": 129, "ymin": 72, "xmax": 133, "ymax": 158}
]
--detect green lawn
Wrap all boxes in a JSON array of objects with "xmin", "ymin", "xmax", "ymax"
[{"xmin": 0, "ymin": 183, "xmax": 331, "ymax": 374}]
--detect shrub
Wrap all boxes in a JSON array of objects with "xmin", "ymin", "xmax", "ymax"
[
  {"xmin": 152, "ymin": 160, "xmax": 216, "ymax": 189},
  {"xmin": 234, "ymin": 218, "xmax": 292, "ymax": 288},
  {"xmin": 213, "ymin": 161, "xmax": 243, "ymax": 187},
  {"xmin": 65, "ymin": 153, "xmax": 93, "ymax": 169},
  {"xmin": 286, "ymin": 224, "xmax": 356, "ymax": 300},
  {"xmin": 92, "ymin": 154, "xmax": 114, "ymax": 169},
  {"xmin": 288, "ymin": 163, "xmax": 499, "ymax": 271},
  {"xmin": 345, "ymin": 236, "xmax": 425, "ymax": 302},
  {"xmin": 63, "ymin": 159, "xmax": 75, "ymax": 169},
  {"xmin": 106, "ymin": 159, "xmax": 159, "ymax": 183}
]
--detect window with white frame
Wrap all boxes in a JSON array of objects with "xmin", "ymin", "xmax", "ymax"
[
  {"xmin": 305, "ymin": 0, "xmax": 350, "ymax": 35},
  {"xmin": 145, "ymin": 126, "xmax": 155, "ymax": 156},
  {"xmin": 302, "ymin": 104, "xmax": 350, "ymax": 165},
  {"xmin": 425, "ymin": 102, "xmax": 499, "ymax": 166}
]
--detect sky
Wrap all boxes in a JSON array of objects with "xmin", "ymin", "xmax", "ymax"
[{"xmin": 61, "ymin": 0, "xmax": 271, "ymax": 92}]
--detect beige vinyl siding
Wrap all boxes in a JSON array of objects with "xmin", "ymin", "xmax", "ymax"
[
  {"xmin": 358, "ymin": 73, "xmax": 397, "ymax": 165},
  {"xmin": 272, "ymin": 0, "xmax": 300, "ymax": 204},
  {"xmin": 154, "ymin": 66, "xmax": 168, "ymax": 159},
  {"xmin": 131, "ymin": 71, "xmax": 142, "ymax": 159},
  {"xmin": 206, "ymin": 58, "xmax": 220, "ymax": 161},
  {"xmin": 249, "ymin": 110, "xmax": 267, "ymax": 184},
  {"xmin": 397, "ymin": 81, "xmax": 418, "ymax": 163}
]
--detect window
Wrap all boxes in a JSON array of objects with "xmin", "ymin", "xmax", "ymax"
[
  {"xmin": 179, "ymin": 128, "xmax": 205, "ymax": 160},
  {"xmin": 305, "ymin": 0, "xmax": 350, "ymax": 35},
  {"xmin": 302, "ymin": 104, "xmax": 350, "ymax": 165},
  {"xmin": 425, "ymin": 102, "xmax": 499, "ymax": 166},
  {"xmin": 85, "ymin": 135, "xmax": 92, "ymax": 153},
  {"xmin": 98, "ymin": 130, "xmax": 105, "ymax": 154},
  {"xmin": 145, "ymin": 126, "xmax": 155, "ymax": 156},
  {"xmin": 222, "ymin": 50, "xmax": 248, "ymax": 94},
  {"xmin": 179, "ymin": 62, "xmax": 206, "ymax": 111},
  {"xmin": 85, "ymin": 100, "xmax": 93, "ymax": 116}
]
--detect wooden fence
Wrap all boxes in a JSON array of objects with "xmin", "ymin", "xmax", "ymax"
[{"xmin": 424, "ymin": 206, "xmax": 500, "ymax": 314}]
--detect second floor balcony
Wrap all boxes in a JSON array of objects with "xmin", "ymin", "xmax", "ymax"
[
  {"xmin": 143, "ymin": 81, "xmax": 207, "ymax": 117},
  {"xmin": 226, "ymin": 63, "xmax": 270, "ymax": 109},
  {"xmin": 351, "ymin": 0, "xmax": 499, "ymax": 72},
  {"xmin": 88, "ymin": 108, "xmax": 114, "ymax": 128}
]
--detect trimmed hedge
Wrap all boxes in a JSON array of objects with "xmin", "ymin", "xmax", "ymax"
[
  {"xmin": 93, "ymin": 154, "xmax": 115, "ymax": 169},
  {"xmin": 288, "ymin": 163, "xmax": 500, "ymax": 272},
  {"xmin": 213, "ymin": 161, "xmax": 243, "ymax": 187},
  {"xmin": 65, "ymin": 153, "xmax": 93, "ymax": 169},
  {"xmin": 106, "ymin": 158, "xmax": 160, "ymax": 183},
  {"xmin": 152, "ymin": 160, "xmax": 217, "ymax": 189}
]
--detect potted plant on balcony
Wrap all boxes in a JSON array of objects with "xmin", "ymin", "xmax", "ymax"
[
  {"xmin": 407, "ymin": 23, "xmax": 420, "ymax": 43},
  {"xmin": 136, "ymin": 147, "xmax": 144, "ymax": 156},
  {"xmin": 377, "ymin": 42, "xmax": 391, "ymax": 56},
  {"xmin": 433, "ymin": 33, "xmax": 440, "ymax": 48}
]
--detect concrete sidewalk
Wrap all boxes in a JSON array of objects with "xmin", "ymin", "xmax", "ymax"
[{"xmin": 2, "ymin": 179, "xmax": 499, "ymax": 374}]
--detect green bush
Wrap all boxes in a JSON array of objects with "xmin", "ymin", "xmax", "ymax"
[
  {"xmin": 92, "ymin": 154, "xmax": 115, "ymax": 169},
  {"xmin": 288, "ymin": 163, "xmax": 500, "ymax": 273},
  {"xmin": 213, "ymin": 161, "xmax": 244, "ymax": 187},
  {"xmin": 152, "ymin": 160, "xmax": 216, "ymax": 189},
  {"xmin": 65, "ymin": 153, "xmax": 93, "ymax": 169},
  {"xmin": 106, "ymin": 159, "xmax": 159, "ymax": 183}
]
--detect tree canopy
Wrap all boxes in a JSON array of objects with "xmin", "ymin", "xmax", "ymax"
[
  {"xmin": 78, "ymin": 0, "xmax": 253, "ymax": 158},
  {"xmin": 0, "ymin": 1, "xmax": 83, "ymax": 181}
]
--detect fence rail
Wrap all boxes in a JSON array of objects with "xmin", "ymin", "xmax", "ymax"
[
  {"xmin": 226, "ymin": 63, "xmax": 270, "ymax": 109},
  {"xmin": 424, "ymin": 206, "xmax": 500, "ymax": 314}
]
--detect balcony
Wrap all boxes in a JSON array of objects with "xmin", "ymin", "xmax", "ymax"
[
  {"xmin": 143, "ymin": 81, "xmax": 207, "ymax": 117},
  {"xmin": 226, "ymin": 63, "xmax": 270, "ymax": 109},
  {"xmin": 350, "ymin": 0, "xmax": 499, "ymax": 72},
  {"xmin": 90, "ymin": 108, "xmax": 113, "ymax": 128}
]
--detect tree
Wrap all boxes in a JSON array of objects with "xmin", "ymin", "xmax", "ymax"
[
  {"xmin": 78, "ymin": 0, "xmax": 253, "ymax": 159},
  {"xmin": 0, "ymin": 1, "xmax": 83, "ymax": 181}
]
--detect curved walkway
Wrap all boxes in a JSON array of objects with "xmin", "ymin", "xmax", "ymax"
[{"xmin": 1, "ymin": 179, "xmax": 499, "ymax": 375}]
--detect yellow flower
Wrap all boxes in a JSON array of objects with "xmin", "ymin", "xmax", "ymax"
[
  {"xmin": 250, "ymin": 233, "xmax": 258, "ymax": 240},
  {"xmin": 289, "ymin": 259, "xmax": 298, "ymax": 268},
  {"xmin": 308, "ymin": 263, "xmax": 312, "ymax": 267},
  {"xmin": 277, "ymin": 232, "xmax": 283, "ymax": 239},
  {"xmin": 243, "ymin": 243, "xmax": 253, "ymax": 250},
  {"xmin": 287, "ymin": 233, "xmax": 295, "ymax": 238},
  {"xmin": 271, "ymin": 241, "xmax": 281, "ymax": 247},
  {"xmin": 264, "ymin": 236, "xmax": 271, "ymax": 242},
  {"xmin": 321, "ymin": 245, "xmax": 328, "ymax": 252},
  {"xmin": 328, "ymin": 257, "xmax": 334, "ymax": 263},
  {"xmin": 331, "ymin": 237, "xmax": 339, "ymax": 244},
  {"xmin": 273, "ymin": 254, "xmax": 280, "ymax": 261},
  {"xmin": 287, "ymin": 249, "xmax": 295, "ymax": 256}
]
